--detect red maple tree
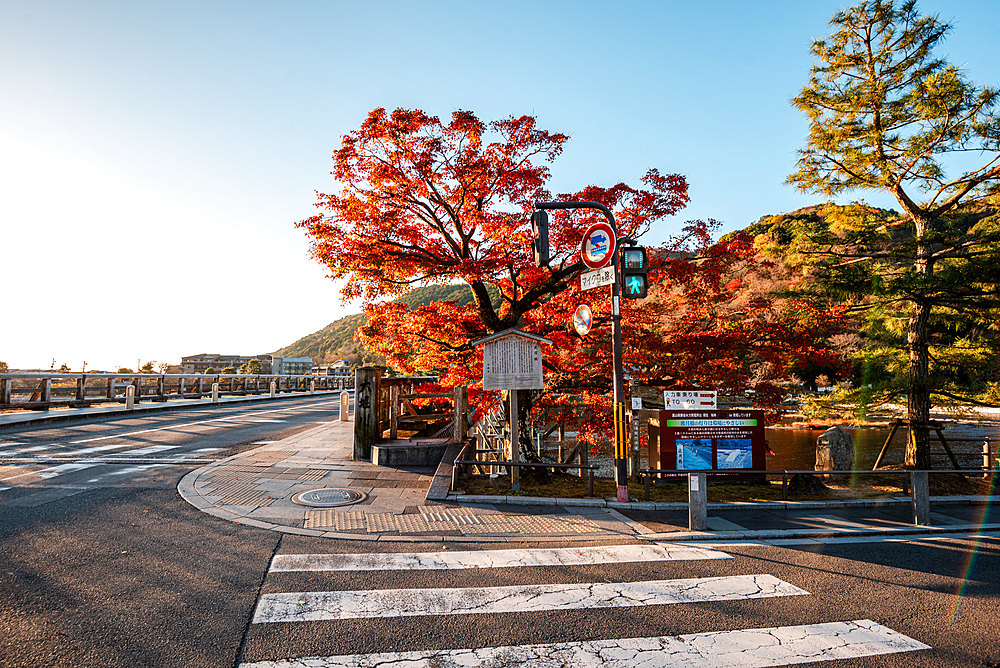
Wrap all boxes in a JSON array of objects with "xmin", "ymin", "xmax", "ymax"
[{"xmin": 298, "ymin": 107, "xmax": 844, "ymax": 446}]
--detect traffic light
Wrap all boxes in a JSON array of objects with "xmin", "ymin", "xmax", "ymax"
[
  {"xmin": 621, "ymin": 246, "xmax": 648, "ymax": 298},
  {"xmin": 531, "ymin": 210, "xmax": 549, "ymax": 267}
]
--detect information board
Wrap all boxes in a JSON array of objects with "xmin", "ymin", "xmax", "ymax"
[
  {"xmin": 656, "ymin": 409, "xmax": 766, "ymax": 473},
  {"xmin": 482, "ymin": 334, "xmax": 545, "ymax": 390}
]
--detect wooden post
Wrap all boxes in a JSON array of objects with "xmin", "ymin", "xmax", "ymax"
[
  {"xmin": 106, "ymin": 376, "xmax": 115, "ymax": 400},
  {"xmin": 453, "ymin": 385, "xmax": 467, "ymax": 444},
  {"xmin": 76, "ymin": 375, "xmax": 87, "ymax": 402},
  {"xmin": 1, "ymin": 378, "xmax": 11, "ymax": 406},
  {"xmin": 689, "ymin": 472, "xmax": 708, "ymax": 531},
  {"xmin": 179, "ymin": 377, "xmax": 186, "ymax": 397},
  {"xmin": 389, "ymin": 384, "xmax": 399, "ymax": 439},
  {"xmin": 131, "ymin": 377, "xmax": 140, "ymax": 403},
  {"xmin": 353, "ymin": 367, "xmax": 381, "ymax": 461},
  {"xmin": 872, "ymin": 419, "xmax": 901, "ymax": 470},
  {"xmin": 125, "ymin": 385, "xmax": 135, "ymax": 410},
  {"xmin": 930, "ymin": 421, "xmax": 962, "ymax": 471},
  {"xmin": 42, "ymin": 378, "xmax": 52, "ymax": 403},
  {"xmin": 509, "ymin": 390, "xmax": 520, "ymax": 493},
  {"xmin": 911, "ymin": 471, "xmax": 930, "ymax": 525},
  {"xmin": 157, "ymin": 375, "xmax": 165, "ymax": 399},
  {"xmin": 211, "ymin": 382, "xmax": 219, "ymax": 403},
  {"xmin": 197, "ymin": 377, "xmax": 204, "ymax": 397}
]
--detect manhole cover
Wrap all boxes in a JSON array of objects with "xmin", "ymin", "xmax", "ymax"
[{"xmin": 292, "ymin": 488, "xmax": 366, "ymax": 507}]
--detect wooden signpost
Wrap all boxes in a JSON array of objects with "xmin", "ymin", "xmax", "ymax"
[{"xmin": 474, "ymin": 329, "xmax": 551, "ymax": 491}]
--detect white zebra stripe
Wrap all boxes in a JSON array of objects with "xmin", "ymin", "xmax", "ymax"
[
  {"xmin": 238, "ymin": 619, "xmax": 928, "ymax": 667},
  {"xmin": 252, "ymin": 574, "xmax": 807, "ymax": 623},
  {"xmin": 270, "ymin": 543, "xmax": 730, "ymax": 572}
]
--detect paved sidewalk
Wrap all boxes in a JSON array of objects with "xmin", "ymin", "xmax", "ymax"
[
  {"xmin": 178, "ymin": 419, "xmax": 1000, "ymax": 543},
  {"xmin": 177, "ymin": 420, "xmax": 648, "ymax": 542}
]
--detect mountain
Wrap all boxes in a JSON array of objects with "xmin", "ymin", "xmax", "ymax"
[{"xmin": 272, "ymin": 283, "xmax": 497, "ymax": 364}]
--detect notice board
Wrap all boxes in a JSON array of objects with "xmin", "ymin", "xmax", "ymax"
[{"xmin": 652, "ymin": 409, "xmax": 766, "ymax": 476}]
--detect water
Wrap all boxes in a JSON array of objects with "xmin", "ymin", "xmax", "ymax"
[
  {"xmin": 766, "ymin": 422, "xmax": 999, "ymax": 471},
  {"xmin": 541, "ymin": 422, "xmax": 999, "ymax": 475}
]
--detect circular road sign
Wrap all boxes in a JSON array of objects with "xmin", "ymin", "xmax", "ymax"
[
  {"xmin": 580, "ymin": 222, "xmax": 616, "ymax": 270},
  {"xmin": 573, "ymin": 304, "xmax": 593, "ymax": 336}
]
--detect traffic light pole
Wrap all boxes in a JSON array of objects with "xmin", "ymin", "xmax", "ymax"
[{"xmin": 535, "ymin": 200, "xmax": 630, "ymax": 503}]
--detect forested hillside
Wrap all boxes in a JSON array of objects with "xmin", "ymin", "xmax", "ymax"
[{"xmin": 272, "ymin": 283, "xmax": 497, "ymax": 364}]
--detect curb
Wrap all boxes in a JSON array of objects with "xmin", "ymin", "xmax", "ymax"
[
  {"xmin": 640, "ymin": 523, "xmax": 1000, "ymax": 542},
  {"xmin": 448, "ymin": 493, "xmax": 997, "ymax": 510}
]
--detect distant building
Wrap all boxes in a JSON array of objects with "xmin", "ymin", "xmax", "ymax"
[
  {"xmin": 180, "ymin": 354, "xmax": 314, "ymax": 375},
  {"xmin": 313, "ymin": 359, "xmax": 353, "ymax": 378}
]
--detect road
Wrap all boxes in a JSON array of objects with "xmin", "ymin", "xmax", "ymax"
[{"xmin": 2, "ymin": 400, "xmax": 999, "ymax": 667}]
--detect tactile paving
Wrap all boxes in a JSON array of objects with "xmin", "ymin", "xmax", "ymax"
[
  {"xmin": 365, "ymin": 513, "xmax": 399, "ymax": 533},
  {"xmin": 219, "ymin": 490, "xmax": 275, "ymax": 507},
  {"xmin": 297, "ymin": 469, "xmax": 330, "ymax": 481}
]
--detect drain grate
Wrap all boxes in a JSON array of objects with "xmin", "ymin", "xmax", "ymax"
[{"xmin": 292, "ymin": 488, "xmax": 366, "ymax": 507}]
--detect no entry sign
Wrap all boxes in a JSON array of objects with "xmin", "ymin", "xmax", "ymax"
[
  {"xmin": 573, "ymin": 304, "xmax": 593, "ymax": 336},
  {"xmin": 580, "ymin": 222, "xmax": 616, "ymax": 269}
]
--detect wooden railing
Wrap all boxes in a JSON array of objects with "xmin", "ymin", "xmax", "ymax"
[{"xmin": 0, "ymin": 372, "xmax": 351, "ymax": 411}]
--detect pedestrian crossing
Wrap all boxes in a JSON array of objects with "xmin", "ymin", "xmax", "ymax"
[{"xmin": 240, "ymin": 542, "xmax": 929, "ymax": 667}]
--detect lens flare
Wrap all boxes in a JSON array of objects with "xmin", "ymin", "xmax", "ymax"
[{"xmin": 947, "ymin": 469, "xmax": 996, "ymax": 627}]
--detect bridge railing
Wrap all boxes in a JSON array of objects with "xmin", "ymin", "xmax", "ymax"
[{"xmin": 0, "ymin": 372, "xmax": 353, "ymax": 411}]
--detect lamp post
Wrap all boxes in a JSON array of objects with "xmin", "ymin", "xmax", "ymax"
[{"xmin": 534, "ymin": 200, "xmax": 629, "ymax": 503}]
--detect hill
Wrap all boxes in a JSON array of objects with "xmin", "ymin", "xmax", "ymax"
[{"xmin": 272, "ymin": 283, "xmax": 498, "ymax": 364}]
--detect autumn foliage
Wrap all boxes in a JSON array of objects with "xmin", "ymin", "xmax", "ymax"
[{"xmin": 298, "ymin": 108, "xmax": 845, "ymax": 443}]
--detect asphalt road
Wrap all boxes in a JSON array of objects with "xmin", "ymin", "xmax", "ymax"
[
  {"xmin": 0, "ymin": 396, "xmax": 344, "ymax": 668},
  {"xmin": 2, "ymin": 399, "xmax": 999, "ymax": 667},
  {"xmin": 240, "ymin": 533, "xmax": 1000, "ymax": 667}
]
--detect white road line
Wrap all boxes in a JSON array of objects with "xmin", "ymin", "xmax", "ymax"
[
  {"xmin": 107, "ymin": 445, "xmax": 179, "ymax": 456},
  {"xmin": 252, "ymin": 574, "xmax": 807, "ymax": 623},
  {"xmin": 86, "ymin": 464, "xmax": 169, "ymax": 482},
  {"xmin": 193, "ymin": 447, "xmax": 223, "ymax": 452},
  {"xmin": 238, "ymin": 619, "xmax": 928, "ymax": 668},
  {"xmin": 271, "ymin": 544, "xmax": 731, "ymax": 572},
  {"xmin": 251, "ymin": 441, "xmax": 278, "ymax": 445},
  {"xmin": 36, "ymin": 463, "xmax": 101, "ymax": 479},
  {"xmin": 65, "ymin": 405, "xmax": 305, "ymax": 444}
]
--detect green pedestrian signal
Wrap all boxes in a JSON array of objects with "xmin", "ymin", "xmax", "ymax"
[
  {"xmin": 626, "ymin": 274, "xmax": 646, "ymax": 296},
  {"xmin": 621, "ymin": 246, "xmax": 648, "ymax": 299}
]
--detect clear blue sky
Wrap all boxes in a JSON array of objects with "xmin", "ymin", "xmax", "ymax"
[{"xmin": 3, "ymin": 0, "xmax": 998, "ymax": 371}]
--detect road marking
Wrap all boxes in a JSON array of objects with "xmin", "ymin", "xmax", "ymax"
[
  {"xmin": 85, "ymin": 463, "xmax": 169, "ymax": 482},
  {"xmin": 37, "ymin": 463, "xmax": 101, "ymax": 479},
  {"xmin": 65, "ymin": 405, "xmax": 308, "ymax": 444},
  {"xmin": 251, "ymin": 441, "xmax": 278, "ymax": 445},
  {"xmin": 271, "ymin": 544, "xmax": 732, "ymax": 572},
  {"xmin": 252, "ymin": 574, "xmax": 807, "ymax": 623},
  {"xmin": 114, "ymin": 445, "xmax": 180, "ymax": 456},
  {"xmin": 238, "ymin": 619, "xmax": 928, "ymax": 668}
]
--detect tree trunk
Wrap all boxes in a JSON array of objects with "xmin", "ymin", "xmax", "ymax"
[{"xmin": 905, "ymin": 223, "xmax": 933, "ymax": 469}]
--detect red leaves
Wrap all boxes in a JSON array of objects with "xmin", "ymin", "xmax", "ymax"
[{"xmin": 300, "ymin": 106, "xmax": 846, "ymax": 443}]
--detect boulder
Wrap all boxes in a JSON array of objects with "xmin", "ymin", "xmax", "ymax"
[
  {"xmin": 788, "ymin": 473, "xmax": 828, "ymax": 495},
  {"xmin": 815, "ymin": 425, "xmax": 855, "ymax": 473}
]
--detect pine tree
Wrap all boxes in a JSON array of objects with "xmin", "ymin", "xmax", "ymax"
[{"xmin": 787, "ymin": 0, "xmax": 1000, "ymax": 468}]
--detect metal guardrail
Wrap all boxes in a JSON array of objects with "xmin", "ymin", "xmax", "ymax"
[
  {"xmin": 640, "ymin": 467, "xmax": 997, "ymax": 527},
  {"xmin": 0, "ymin": 372, "xmax": 352, "ymax": 411}
]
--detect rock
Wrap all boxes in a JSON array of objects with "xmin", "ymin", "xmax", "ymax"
[
  {"xmin": 816, "ymin": 426, "xmax": 855, "ymax": 473},
  {"xmin": 788, "ymin": 473, "xmax": 828, "ymax": 495}
]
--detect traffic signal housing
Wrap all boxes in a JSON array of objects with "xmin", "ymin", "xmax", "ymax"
[
  {"xmin": 621, "ymin": 246, "xmax": 648, "ymax": 299},
  {"xmin": 532, "ymin": 210, "xmax": 549, "ymax": 267}
]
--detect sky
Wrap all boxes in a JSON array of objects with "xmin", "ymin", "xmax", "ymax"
[{"xmin": 2, "ymin": 0, "xmax": 998, "ymax": 372}]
